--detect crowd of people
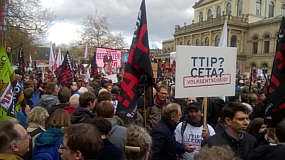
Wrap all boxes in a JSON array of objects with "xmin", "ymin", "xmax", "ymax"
[{"xmin": 0, "ymin": 71, "xmax": 285, "ymax": 160}]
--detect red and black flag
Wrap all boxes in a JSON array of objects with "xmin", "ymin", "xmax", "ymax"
[
  {"xmin": 18, "ymin": 48, "xmax": 25, "ymax": 77},
  {"xmin": 55, "ymin": 51, "xmax": 74, "ymax": 87},
  {"xmin": 265, "ymin": 17, "xmax": 285, "ymax": 126},
  {"xmin": 117, "ymin": 0, "xmax": 153, "ymax": 122}
]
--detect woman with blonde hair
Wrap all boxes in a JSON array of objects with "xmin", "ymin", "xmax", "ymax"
[
  {"xmin": 124, "ymin": 125, "xmax": 152, "ymax": 160},
  {"xmin": 33, "ymin": 109, "xmax": 70, "ymax": 160}
]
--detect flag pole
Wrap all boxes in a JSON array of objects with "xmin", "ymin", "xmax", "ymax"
[
  {"xmin": 203, "ymin": 97, "xmax": 208, "ymax": 128},
  {"xmin": 144, "ymin": 84, "xmax": 147, "ymax": 128}
]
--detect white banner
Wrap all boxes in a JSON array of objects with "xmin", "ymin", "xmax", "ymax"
[{"xmin": 175, "ymin": 46, "xmax": 237, "ymax": 98}]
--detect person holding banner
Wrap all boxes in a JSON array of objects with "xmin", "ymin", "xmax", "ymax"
[
  {"xmin": 175, "ymin": 102, "xmax": 215, "ymax": 160},
  {"xmin": 201, "ymin": 103, "xmax": 256, "ymax": 160}
]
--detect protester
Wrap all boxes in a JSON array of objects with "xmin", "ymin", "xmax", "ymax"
[
  {"xmin": 194, "ymin": 146, "xmax": 239, "ymax": 160},
  {"xmin": 0, "ymin": 120, "xmax": 30, "ymax": 160},
  {"xmin": 96, "ymin": 101, "xmax": 127, "ymax": 150},
  {"xmin": 175, "ymin": 102, "xmax": 215, "ymax": 160},
  {"xmin": 248, "ymin": 120, "xmax": 285, "ymax": 160},
  {"xmin": 146, "ymin": 85, "xmax": 170, "ymax": 131},
  {"xmin": 50, "ymin": 87, "xmax": 75, "ymax": 115},
  {"xmin": 37, "ymin": 82, "xmax": 60, "ymax": 112},
  {"xmin": 69, "ymin": 94, "xmax": 80, "ymax": 108},
  {"xmin": 125, "ymin": 125, "xmax": 152, "ymax": 160},
  {"xmin": 33, "ymin": 109, "xmax": 70, "ymax": 160},
  {"xmin": 70, "ymin": 81, "xmax": 79, "ymax": 95},
  {"xmin": 150, "ymin": 103, "xmax": 195, "ymax": 160},
  {"xmin": 202, "ymin": 102, "xmax": 256, "ymax": 160},
  {"xmin": 93, "ymin": 117, "xmax": 122, "ymax": 160},
  {"xmin": 247, "ymin": 117, "xmax": 266, "ymax": 139},
  {"xmin": 71, "ymin": 91, "xmax": 96, "ymax": 124},
  {"xmin": 58, "ymin": 123, "xmax": 103, "ymax": 160},
  {"xmin": 17, "ymin": 101, "xmax": 31, "ymax": 128}
]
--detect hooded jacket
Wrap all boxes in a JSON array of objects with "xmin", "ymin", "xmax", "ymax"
[
  {"xmin": 37, "ymin": 94, "xmax": 59, "ymax": 112},
  {"xmin": 105, "ymin": 118, "xmax": 127, "ymax": 151},
  {"xmin": 71, "ymin": 107, "xmax": 94, "ymax": 124},
  {"xmin": 33, "ymin": 128, "xmax": 63, "ymax": 160}
]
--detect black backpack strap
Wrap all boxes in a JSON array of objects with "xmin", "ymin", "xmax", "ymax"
[
  {"xmin": 181, "ymin": 121, "xmax": 187, "ymax": 144},
  {"xmin": 29, "ymin": 127, "xmax": 44, "ymax": 137}
]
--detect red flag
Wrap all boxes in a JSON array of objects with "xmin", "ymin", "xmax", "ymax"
[
  {"xmin": 117, "ymin": 0, "xmax": 153, "ymax": 122},
  {"xmin": 55, "ymin": 51, "xmax": 74, "ymax": 87},
  {"xmin": 265, "ymin": 17, "xmax": 285, "ymax": 126}
]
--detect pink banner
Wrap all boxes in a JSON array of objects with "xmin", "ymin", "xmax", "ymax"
[{"xmin": 96, "ymin": 48, "xmax": 121, "ymax": 69}]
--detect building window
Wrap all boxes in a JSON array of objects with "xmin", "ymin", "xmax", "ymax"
[
  {"xmin": 282, "ymin": 4, "xmax": 285, "ymax": 16},
  {"xmin": 256, "ymin": 0, "xmax": 261, "ymax": 16},
  {"xmin": 205, "ymin": 37, "xmax": 210, "ymax": 46},
  {"xmin": 230, "ymin": 35, "xmax": 237, "ymax": 47},
  {"xmin": 196, "ymin": 39, "xmax": 200, "ymax": 46},
  {"xmin": 215, "ymin": 35, "xmax": 220, "ymax": 46},
  {"xmin": 179, "ymin": 42, "xmax": 183, "ymax": 45},
  {"xmin": 216, "ymin": 6, "xmax": 221, "ymax": 17},
  {"xmin": 207, "ymin": 9, "xmax": 213, "ymax": 20},
  {"xmin": 187, "ymin": 40, "xmax": 191, "ymax": 45},
  {"xmin": 269, "ymin": 1, "xmax": 274, "ymax": 18},
  {"xmin": 199, "ymin": 12, "xmax": 203, "ymax": 22},
  {"xmin": 226, "ymin": 3, "xmax": 232, "ymax": 15},
  {"xmin": 264, "ymin": 41, "xmax": 270, "ymax": 54},
  {"xmin": 253, "ymin": 42, "xmax": 258, "ymax": 54},
  {"xmin": 237, "ymin": 0, "xmax": 243, "ymax": 16}
]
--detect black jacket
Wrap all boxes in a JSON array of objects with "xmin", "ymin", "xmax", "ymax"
[
  {"xmin": 248, "ymin": 144, "xmax": 285, "ymax": 160},
  {"xmin": 202, "ymin": 130, "xmax": 256, "ymax": 160},
  {"xmin": 71, "ymin": 107, "xmax": 94, "ymax": 124},
  {"xmin": 150, "ymin": 119, "xmax": 186, "ymax": 160},
  {"xmin": 98, "ymin": 139, "xmax": 122, "ymax": 160}
]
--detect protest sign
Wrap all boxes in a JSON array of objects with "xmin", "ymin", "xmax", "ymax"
[
  {"xmin": 151, "ymin": 63, "xmax": 158, "ymax": 78},
  {"xmin": 175, "ymin": 46, "xmax": 237, "ymax": 98},
  {"xmin": 105, "ymin": 74, "xmax": 118, "ymax": 83},
  {"xmin": 96, "ymin": 48, "xmax": 121, "ymax": 72}
]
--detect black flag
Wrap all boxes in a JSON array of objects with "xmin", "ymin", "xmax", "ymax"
[
  {"xmin": 265, "ymin": 17, "xmax": 285, "ymax": 126},
  {"xmin": 18, "ymin": 48, "xmax": 25, "ymax": 78},
  {"xmin": 117, "ymin": 0, "xmax": 153, "ymax": 122},
  {"xmin": 55, "ymin": 51, "xmax": 74, "ymax": 87}
]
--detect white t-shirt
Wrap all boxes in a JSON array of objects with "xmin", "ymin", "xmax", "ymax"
[{"xmin": 175, "ymin": 122, "xmax": 215, "ymax": 160}]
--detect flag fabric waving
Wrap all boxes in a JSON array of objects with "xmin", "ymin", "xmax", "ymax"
[
  {"xmin": 18, "ymin": 48, "xmax": 25, "ymax": 77},
  {"xmin": 49, "ymin": 43, "xmax": 55, "ymax": 73},
  {"xmin": 55, "ymin": 51, "xmax": 74, "ymax": 87},
  {"xmin": 265, "ymin": 17, "xmax": 285, "ymax": 126},
  {"xmin": 117, "ymin": 0, "xmax": 153, "ymax": 122},
  {"xmin": 219, "ymin": 20, "xmax": 228, "ymax": 47},
  {"xmin": 84, "ymin": 44, "xmax": 88, "ymax": 59},
  {"xmin": 0, "ymin": 46, "xmax": 24, "ymax": 121}
]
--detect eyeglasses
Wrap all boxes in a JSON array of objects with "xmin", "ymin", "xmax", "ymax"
[{"xmin": 59, "ymin": 144, "xmax": 69, "ymax": 150}]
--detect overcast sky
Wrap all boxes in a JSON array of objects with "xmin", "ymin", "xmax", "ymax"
[{"xmin": 41, "ymin": 0, "xmax": 196, "ymax": 48}]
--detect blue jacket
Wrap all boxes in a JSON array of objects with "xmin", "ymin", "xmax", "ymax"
[
  {"xmin": 150, "ymin": 119, "xmax": 186, "ymax": 160},
  {"xmin": 32, "ymin": 90, "xmax": 41, "ymax": 107},
  {"xmin": 17, "ymin": 111, "xmax": 27, "ymax": 128},
  {"xmin": 33, "ymin": 128, "xmax": 63, "ymax": 160}
]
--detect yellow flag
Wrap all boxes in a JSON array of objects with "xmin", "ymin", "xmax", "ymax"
[{"xmin": 0, "ymin": 46, "xmax": 14, "ymax": 83}]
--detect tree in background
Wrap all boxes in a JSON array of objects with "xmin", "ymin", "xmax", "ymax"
[{"xmin": 81, "ymin": 13, "xmax": 126, "ymax": 49}]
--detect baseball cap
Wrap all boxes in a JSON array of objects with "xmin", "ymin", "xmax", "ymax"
[{"xmin": 188, "ymin": 102, "xmax": 202, "ymax": 111}]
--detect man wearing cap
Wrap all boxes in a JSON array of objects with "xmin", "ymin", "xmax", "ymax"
[{"xmin": 175, "ymin": 102, "xmax": 215, "ymax": 160}]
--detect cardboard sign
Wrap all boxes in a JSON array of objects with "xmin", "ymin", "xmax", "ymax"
[
  {"xmin": 152, "ymin": 63, "xmax": 158, "ymax": 78},
  {"xmin": 175, "ymin": 46, "xmax": 237, "ymax": 98},
  {"xmin": 104, "ymin": 74, "xmax": 118, "ymax": 83}
]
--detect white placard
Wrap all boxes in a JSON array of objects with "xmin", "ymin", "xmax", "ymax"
[
  {"xmin": 175, "ymin": 46, "xmax": 237, "ymax": 98},
  {"xmin": 105, "ymin": 74, "xmax": 118, "ymax": 83}
]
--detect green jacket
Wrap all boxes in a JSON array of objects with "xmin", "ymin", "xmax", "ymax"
[{"xmin": 0, "ymin": 153, "xmax": 23, "ymax": 160}]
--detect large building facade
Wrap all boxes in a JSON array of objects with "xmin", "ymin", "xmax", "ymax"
[{"xmin": 162, "ymin": 0, "xmax": 285, "ymax": 73}]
